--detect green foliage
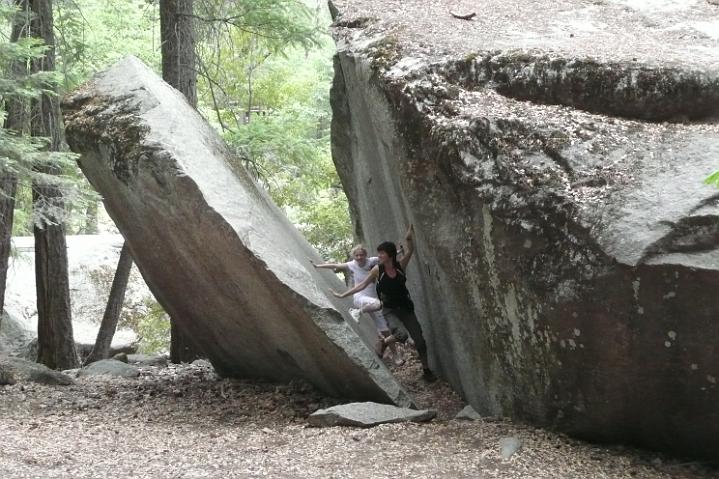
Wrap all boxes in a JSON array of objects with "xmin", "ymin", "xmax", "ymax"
[
  {"xmin": 705, "ymin": 170, "xmax": 719, "ymax": 189},
  {"xmin": 222, "ymin": 41, "xmax": 352, "ymax": 260},
  {"xmin": 135, "ymin": 299, "xmax": 170, "ymax": 354},
  {"xmin": 53, "ymin": 0, "xmax": 160, "ymax": 92},
  {"xmin": 195, "ymin": 0, "xmax": 324, "ymax": 129},
  {"xmin": 195, "ymin": 0, "xmax": 321, "ymax": 51},
  {"xmin": 1, "ymin": 3, "xmax": 86, "ymax": 233},
  {"xmin": 191, "ymin": 1, "xmax": 352, "ymax": 260},
  {"xmin": 50, "ymin": 0, "xmax": 159, "ymax": 234},
  {"xmin": 120, "ymin": 299, "xmax": 170, "ymax": 355},
  {"xmin": 5, "ymin": 0, "xmax": 352, "ymax": 259}
]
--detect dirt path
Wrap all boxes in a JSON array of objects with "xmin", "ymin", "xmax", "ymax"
[{"xmin": 0, "ymin": 356, "xmax": 716, "ymax": 479}]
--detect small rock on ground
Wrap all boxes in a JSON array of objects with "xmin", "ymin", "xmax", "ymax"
[
  {"xmin": 78, "ymin": 359, "xmax": 139, "ymax": 378},
  {"xmin": 500, "ymin": 436, "xmax": 523, "ymax": 459},
  {"xmin": 455, "ymin": 404, "xmax": 482, "ymax": 420},
  {"xmin": 309, "ymin": 401, "xmax": 436, "ymax": 427}
]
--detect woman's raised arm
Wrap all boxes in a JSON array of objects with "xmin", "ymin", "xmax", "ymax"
[{"xmin": 399, "ymin": 224, "xmax": 415, "ymax": 271}]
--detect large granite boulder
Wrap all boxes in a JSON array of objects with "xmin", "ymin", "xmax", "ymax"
[
  {"xmin": 61, "ymin": 57, "xmax": 411, "ymax": 407},
  {"xmin": 329, "ymin": 0, "xmax": 719, "ymax": 459}
]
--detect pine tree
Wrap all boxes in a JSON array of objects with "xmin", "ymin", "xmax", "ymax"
[{"xmin": 28, "ymin": 0, "xmax": 78, "ymax": 370}]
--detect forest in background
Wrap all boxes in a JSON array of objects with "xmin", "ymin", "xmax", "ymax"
[
  {"xmin": 0, "ymin": 0, "xmax": 351, "ymax": 363},
  {"xmin": 4, "ymin": 0, "xmax": 350, "ymax": 260}
]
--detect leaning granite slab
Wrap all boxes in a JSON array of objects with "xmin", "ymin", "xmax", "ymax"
[
  {"xmin": 77, "ymin": 359, "xmax": 140, "ymax": 379},
  {"xmin": 61, "ymin": 56, "xmax": 411, "ymax": 407},
  {"xmin": 308, "ymin": 402, "xmax": 436, "ymax": 427},
  {"xmin": 0, "ymin": 356, "xmax": 74, "ymax": 385},
  {"xmin": 329, "ymin": 0, "xmax": 719, "ymax": 459}
]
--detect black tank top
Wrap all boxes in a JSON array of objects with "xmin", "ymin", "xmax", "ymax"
[{"xmin": 376, "ymin": 263, "xmax": 414, "ymax": 311}]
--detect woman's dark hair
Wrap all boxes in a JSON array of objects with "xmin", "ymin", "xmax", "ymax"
[
  {"xmin": 377, "ymin": 241, "xmax": 401, "ymax": 268},
  {"xmin": 377, "ymin": 241, "xmax": 397, "ymax": 258}
]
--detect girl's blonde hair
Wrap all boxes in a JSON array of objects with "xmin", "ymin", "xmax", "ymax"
[{"xmin": 350, "ymin": 244, "xmax": 367, "ymax": 256}]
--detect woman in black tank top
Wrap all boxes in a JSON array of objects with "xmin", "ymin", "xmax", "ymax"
[
  {"xmin": 376, "ymin": 262, "xmax": 413, "ymax": 311},
  {"xmin": 330, "ymin": 225, "xmax": 436, "ymax": 382}
]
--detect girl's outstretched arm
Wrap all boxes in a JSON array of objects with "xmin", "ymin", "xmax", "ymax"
[{"xmin": 311, "ymin": 260, "xmax": 348, "ymax": 272}]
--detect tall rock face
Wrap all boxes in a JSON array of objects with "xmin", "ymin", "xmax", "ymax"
[
  {"xmin": 62, "ymin": 57, "xmax": 411, "ymax": 407},
  {"xmin": 329, "ymin": 0, "xmax": 719, "ymax": 458}
]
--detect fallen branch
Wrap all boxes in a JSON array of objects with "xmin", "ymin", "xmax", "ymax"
[{"xmin": 450, "ymin": 10, "xmax": 476, "ymax": 20}]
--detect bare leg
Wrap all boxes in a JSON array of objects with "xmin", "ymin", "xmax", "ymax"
[
  {"xmin": 359, "ymin": 298, "xmax": 382, "ymax": 314},
  {"xmin": 381, "ymin": 330, "xmax": 404, "ymax": 365},
  {"xmin": 394, "ymin": 308, "xmax": 432, "ymax": 377}
]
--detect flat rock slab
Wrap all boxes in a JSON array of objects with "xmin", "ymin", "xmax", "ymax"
[
  {"xmin": 78, "ymin": 359, "xmax": 140, "ymax": 378},
  {"xmin": 308, "ymin": 402, "xmax": 436, "ymax": 427},
  {"xmin": 0, "ymin": 356, "xmax": 74, "ymax": 385},
  {"xmin": 62, "ymin": 56, "xmax": 411, "ymax": 407}
]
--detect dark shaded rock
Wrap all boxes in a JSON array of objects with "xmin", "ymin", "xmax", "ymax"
[
  {"xmin": 112, "ymin": 352, "xmax": 128, "ymax": 363},
  {"xmin": 62, "ymin": 57, "xmax": 412, "ymax": 407},
  {"xmin": 78, "ymin": 359, "xmax": 140, "ymax": 378},
  {"xmin": 0, "ymin": 368, "xmax": 16, "ymax": 386},
  {"xmin": 0, "ymin": 356, "xmax": 74, "ymax": 385},
  {"xmin": 76, "ymin": 342, "xmax": 138, "ymax": 363},
  {"xmin": 329, "ymin": 0, "xmax": 719, "ymax": 460},
  {"xmin": 127, "ymin": 354, "xmax": 168, "ymax": 367},
  {"xmin": 308, "ymin": 402, "xmax": 436, "ymax": 427}
]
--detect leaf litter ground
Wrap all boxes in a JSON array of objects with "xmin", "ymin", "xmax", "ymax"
[{"xmin": 0, "ymin": 350, "xmax": 716, "ymax": 478}]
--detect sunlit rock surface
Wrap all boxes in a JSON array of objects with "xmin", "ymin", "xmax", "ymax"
[
  {"xmin": 1, "ymin": 235, "xmax": 140, "ymax": 355},
  {"xmin": 329, "ymin": 0, "xmax": 719, "ymax": 458},
  {"xmin": 62, "ymin": 57, "xmax": 411, "ymax": 406}
]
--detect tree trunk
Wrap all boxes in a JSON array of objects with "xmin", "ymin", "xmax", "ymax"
[
  {"xmin": 0, "ymin": 1, "xmax": 31, "ymax": 325},
  {"xmin": 160, "ymin": 0, "xmax": 197, "ymax": 108},
  {"xmin": 0, "ymin": 176, "xmax": 17, "ymax": 326},
  {"xmin": 30, "ymin": 0, "xmax": 78, "ymax": 370},
  {"xmin": 84, "ymin": 242, "xmax": 132, "ymax": 364},
  {"xmin": 160, "ymin": 0, "xmax": 202, "ymax": 363}
]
